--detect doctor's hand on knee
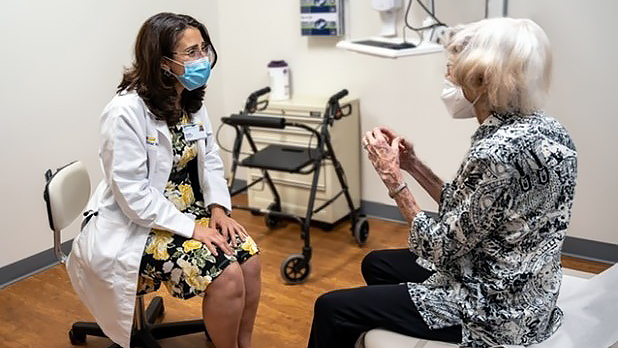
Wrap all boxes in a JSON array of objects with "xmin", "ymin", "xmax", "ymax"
[
  {"xmin": 192, "ymin": 223, "xmax": 233, "ymax": 257},
  {"xmin": 209, "ymin": 206, "xmax": 248, "ymax": 248}
]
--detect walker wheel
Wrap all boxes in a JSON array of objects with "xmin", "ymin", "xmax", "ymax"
[
  {"xmin": 353, "ymin": 217, "xmax": 370, "ymax": 246},
  {"xmin": 280, "ymin": 254, "xmax": 311, "ymax": 284},
  {"xmin": 265, "ymin": 202, "xmax": 281, "ymax": 229},
  {"xmin": 69, "ymin": 329, "xmax": 86, "ymax": 345}
]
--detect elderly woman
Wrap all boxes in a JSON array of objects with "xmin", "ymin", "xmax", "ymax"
[{"xmin": 307, "ymin": 17, "xmax": 578, "ymax": 348}]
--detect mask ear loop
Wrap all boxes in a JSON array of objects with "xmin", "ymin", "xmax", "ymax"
[
  {"xmin": 470, "ymin": 73, "xmax": 488, "ymax": 106},
  {"xmin": 161, "ymin": 65, "xmax": 175, "ymax": 77},
  {"xmin": 470, "ymin": 91, "xmax": 483, "ymax": 106},
  {"xmin": 161, "ymin": 57, "xmax": 180, "ymax": 77}
]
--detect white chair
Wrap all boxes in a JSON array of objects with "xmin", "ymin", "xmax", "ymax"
[
  {"xmin": 359, "ymin": 267, "xmax": 618, "ymax": 348},
  {"xmin": 43, "ymin": 161, "xmax": 208, "ymax": 348}
]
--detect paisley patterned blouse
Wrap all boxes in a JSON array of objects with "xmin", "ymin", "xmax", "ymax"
[{"xmin": 407, "ymin": 112, "xmax": 578, "ymax": 347}]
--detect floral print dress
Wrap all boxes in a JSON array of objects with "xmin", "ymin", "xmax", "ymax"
[{"xmin": 137, "ymin": 115, "xmax": 259, "ymax": 299}]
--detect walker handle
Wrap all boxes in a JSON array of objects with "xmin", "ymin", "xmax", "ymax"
[
  {"xmin": 328, "ymin": 89, "xmax": 348, "ymax": 104},
  {"xmin": 248, "ymin": 86, "xmax": 271, "ymax": 100},
  {"xmin": 245, "ymin": 87, "xmax": 271, "ymax": 113},
  {"xmin": 222, "ymin": 114, "xmax": 285, "ymax": 129}
]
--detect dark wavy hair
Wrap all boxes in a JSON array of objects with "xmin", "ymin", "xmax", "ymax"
[{"xmin": 118, "ymin": 12, "xmax": 218, "ymax": 126}]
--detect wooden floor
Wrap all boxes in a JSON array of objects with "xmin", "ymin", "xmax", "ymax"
[{"xmin": 0, "ymin": 195, "xmax": 612, "ymax": 348}]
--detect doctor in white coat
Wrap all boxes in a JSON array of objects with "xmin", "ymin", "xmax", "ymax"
[{"xmin": 66, "ymin": 13, "xmax": 261, "ymax": 348}]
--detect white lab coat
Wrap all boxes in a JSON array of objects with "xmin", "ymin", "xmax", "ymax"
[{"xmin": 66, "ymin": 91, "xmax": 231, "ymax": 348}]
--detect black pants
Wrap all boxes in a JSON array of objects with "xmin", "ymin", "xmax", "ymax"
[{"xmin": 307, "ymin": 249, "xmax": 462, "ymax": 348}]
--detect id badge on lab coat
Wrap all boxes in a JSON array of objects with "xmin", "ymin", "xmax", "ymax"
[{"xmin": 182, "ymin": 123, "xmax": 207, "ymax": 142}]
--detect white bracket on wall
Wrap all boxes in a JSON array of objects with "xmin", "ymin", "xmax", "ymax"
[
  {"xmin": 336, "ymin": 37, "xmax": 442, "ymax": 58},
  {"xmin": 336, "ymin": 0, "xmax": 444, "ymax": 58}
]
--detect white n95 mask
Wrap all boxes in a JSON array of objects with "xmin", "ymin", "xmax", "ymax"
[{"xmin": 440, "ymin": 79, "xmax": 480, "ymax": 119}]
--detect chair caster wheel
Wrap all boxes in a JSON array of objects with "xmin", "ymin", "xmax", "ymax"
[
  {"xmin": 353, "ymin": 217, "xmax": 370, "ymax": 246},
  {"xmin": 69, "ymin": 329, "xmax": 87, "ymax": 345},
  {"xmin": 280, "ymin": 254, "xmax": 311, "ymax": 284}
]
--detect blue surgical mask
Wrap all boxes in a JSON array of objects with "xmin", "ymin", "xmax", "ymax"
[{"xmin": 166, "ymin": 57, "xmax": 211, "ymax": 91}]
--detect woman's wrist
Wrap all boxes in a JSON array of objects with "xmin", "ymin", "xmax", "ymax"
[
  {"xmin": 388, "ymin": 182, "xmax": 408, "ymax": 199},
  {"xmin": 209, "ymin": 204, "xmax": 229, "ymax": 217},
  {"xmin": 391, "ymin": 182, "xmax": 421, "ymax": 224},
  {"xmin": 408, "ymin": 155, "xmax": 421, "ymax": 173},
  {"xmin": 383, "ymin": 171, "xmax": 404, "ymax": 191}
]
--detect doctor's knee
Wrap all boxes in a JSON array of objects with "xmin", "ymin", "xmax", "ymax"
[{"xmin": 211, "ymin": 261, "xmax": 245, "ymax": 300}]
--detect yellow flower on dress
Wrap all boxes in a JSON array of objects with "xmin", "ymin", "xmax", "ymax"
[
  {"xmin": 177, "ymin": 145, "xmax": 197, "ymax": 168},
  {"xmin": 240, "ymin": 237, "xmax": 259, "ymax": 255},
  {"xmin": 196, "ymin": 217, "xmax": 210, "ymax": 227},
  {"xmin": 165, "ymin": 183, "xmax": 187, "ymax": 211},
  {"xmin": 168, "ymin": 193, "xmax": 187, "ymax": 211},
  {"xmin": 145, "ymin": 230, "xmax": 174, "ymax": 260},
  {"xmin": 178, "ymin": 184, "xmax": 195, "ymax": 207},
  {"xmin": 188, "ymin": 274, "xmax": 212, "ymax": 291},
  {"xmin": 177, "ymin": 259, "xmax": 211, "ymax": 291},
  {"xmin": 182, "ymin": 239, "xmax": 203, "ymax": 253}
]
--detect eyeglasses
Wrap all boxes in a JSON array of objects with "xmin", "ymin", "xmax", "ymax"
[{"xmin": 174, "ymin": 42, "xmax": 216, "ymax": 62}]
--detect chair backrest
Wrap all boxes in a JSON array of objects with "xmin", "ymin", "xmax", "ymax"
[{"xmin": 43, "ymin": 161, "xmax": 91, "ymax": 263}]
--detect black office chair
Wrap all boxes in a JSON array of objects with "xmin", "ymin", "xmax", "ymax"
[{"xmin": 44, "ymin": 161, "xmax": 208, "ymax": 348}]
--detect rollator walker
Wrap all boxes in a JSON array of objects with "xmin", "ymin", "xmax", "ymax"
[{"xmin": 221, "ymin": 87, "xmax": 370, "ymax": 284}]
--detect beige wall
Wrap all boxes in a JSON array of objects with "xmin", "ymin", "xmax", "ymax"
[
  {"xmin": 1, "ymin": 0, "xmax": 616, "ymax": 268},
  {"xmin": 507, "ymin": 0, "xmax": 618, "ymax": 245}
]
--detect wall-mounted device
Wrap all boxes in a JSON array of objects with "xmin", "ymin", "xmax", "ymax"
[
  {"xmin": 372, "ymin": 0, "xmax": 403, "ymax": 36},
  {"xmin": 336, "ymin": 0, "xmax": 443, "ymax": 58},
  {"xmin": 301, "ymin": 0, "xmax": 344, "ymax": 36}
]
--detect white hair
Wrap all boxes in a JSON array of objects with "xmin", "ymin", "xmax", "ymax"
[{"xmin": 443, "ymin": 17, "xmax": 553, "ymax": 114}]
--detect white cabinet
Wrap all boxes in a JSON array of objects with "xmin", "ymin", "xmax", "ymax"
[{"xmin": 243, "ymin": 96, "xmax": 361, "ymax": 224}]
